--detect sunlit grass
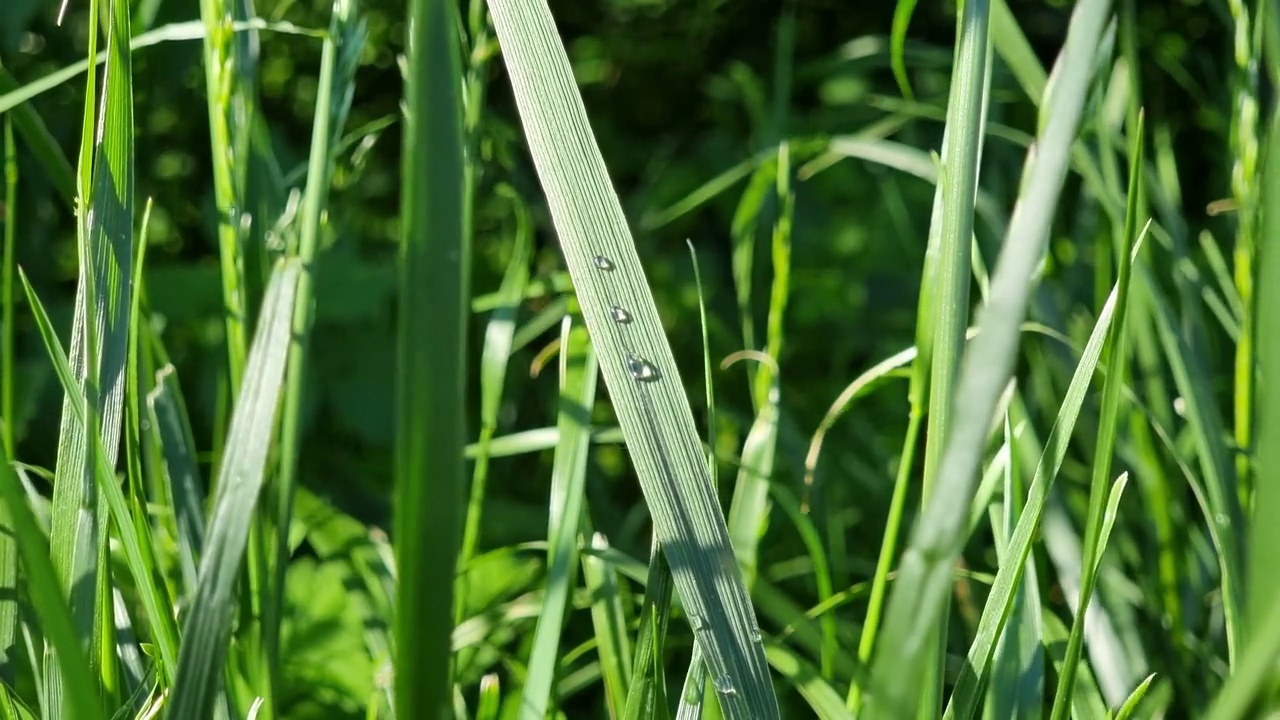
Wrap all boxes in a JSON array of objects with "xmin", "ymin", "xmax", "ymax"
[{"xmin": 0, "ymin": 0, "xmax": 1275, "ymax": 717}]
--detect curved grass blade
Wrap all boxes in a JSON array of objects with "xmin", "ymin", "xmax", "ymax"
[
  {"xmin": 1112, "ymin": 674, "xmax": 1157, "ymax": 720},
  {"xmin": 486, "ymin": 1, "xmax": 779, "ymax": 716},
  {"xmin": 395, "ymin": 0, "xmax": 467, "ymax": 714},
  {"xmin": 166, "ymin": 258, "xmax": 301, "ymax": 719},
  {"xmin": 863, "ymin": 2, "xmax": 1114, "ymax": 715},
  {"xmin": 889, "ymin": 0, "xmax": 920, "ymax": 99}
]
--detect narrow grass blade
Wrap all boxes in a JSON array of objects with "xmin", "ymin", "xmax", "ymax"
[
  {"xmin": 862, "ymin": 1, "xmax": 1112, "ymax": 715},
  {"xmin": 889, "ymin": 0, "xmax": 920, "ymax": 99},
  {"xmin": 0, "ymin": 67, "xmax": 75, "ymax": 208},
  {"xmin": 1050, "ymin": 111, "xmax": 1144, "ymax": 719},
  {"xmin": 520, "ymin": 318, "xmax": 598, "ymax": 720},
  {"xmin": 461, "ymin": 194, "xmax": 533, "ymax": 572},
  {"xmin": 1112, "ymin": 674, "xmax": 1157, "ymax": 720},
  {"xmin": 486, "ymin": 1, "xmax": 779, "ymax": 716},
  {"xmin": 763, "ymin": 643, "xmax": 854, "ymax": 720},
  {"xmin": 199, "ymin": 0, "xmax": 263, "ymax": 396},
  {"xmin": 943, "ymin": 231, "xmax": 1148, "ymax": 720},
  {"xmin": 395, "ymin": 0, "xmax": 467, "ymax": 715},
  {"xmin": 582, "ymin": 530, "xmax": 634, "ymax": 717},
  {"xmin": 0, "ymin": 446, "xmax": 101, "ymax": 720},
  {"xmin": 1246, "ymin": 76, "xmax": 1280, "ymax": 654},
  {"xmin": 622, "ymin": 539, "xmax": 674, "ymax": 720},
  {"xmin": 167, "ymin": 258, "xmax": 301, "ymax": 719},
  {"xmin": 23, "ymin": 262, "xmax": 186, "ymax": 697},
  {"xmin": 1203, "ymin": 600, "xmax": 1280, "ymax": 720},
  {"xmin": 146, "ymin": 362, "xmax": 206, "ymax": 593},
  {"xmin": 268, "ymin": 0, "xmax": 365, "ymax": 706},
  {"xmin": 0, "ymin": 119, "xmax": 18, "ymax": 675},
  {"xmin": 985, "ymin": 414, "xmax": 1042, "ymax": 720}
]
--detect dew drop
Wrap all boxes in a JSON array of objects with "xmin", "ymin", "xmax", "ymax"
[
  {"xmin": 689, "ymin": 614, "xmax": 706, "ymax": 632},
  {"xmin": 609, "ymin": 304, "xmax": 633, "ymax": 324},
  {"xmin": 626, "ymin": 353, "xmax": 659, "ymax": 382},
  {"xmin": 593, "ymin": 255, "xmax": 615, "ymax": 271},
  {"xmin": 713, "ymin": 675, "xmax": 737, "ymax": 697},
  {"xmin": 750, "ymin": 629, "xmax": 762, "ymax": 643}
]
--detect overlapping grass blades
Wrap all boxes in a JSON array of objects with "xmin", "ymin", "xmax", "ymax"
[
  {"xmin": 42, "ymin": 0, "xmax": 136, "ymax": 713},
  {"xmin": 520, "ymin": 318, "xmax": 598, "ymax": 719},
  {"xmin": 485, "ymin": 0, "xmax": 780, "ymax": 716},
  {"xmin": 167, "ymin": 258, "xmax": 301, "ymax": 718},
  {"xmin": 862, "ymin": 0, "xmax": 1113, "ymax": 716},
  {"xmin": 395, "ymin": 0, "xmax": 467, "ymax": 716}
]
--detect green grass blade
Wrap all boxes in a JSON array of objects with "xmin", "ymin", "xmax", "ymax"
[
  {"xmin": 863, "ymin": 2, "xmax": 1113, "ymax": 715},
  {"xmin": 485, "ymin": 0, "xmax": 779, "ymax": 716},
  {"xmin": 395, "ymin": 0, "xmax": 467, "ymax": 714},
  {"xmin": 1247, "ymin": 66, "xmax": 1280, "ymax": 646},
  {"xmin": 0, "ymin": 118, "xmax": 17, "ymax": 676},
  {"xmin": 763, "ymin": 643, "xmax": 854, "ymax": 720},
  {"xmin": 582, "ymin": 530, "xmax": 634, "ymax": 717},
  {"xmin": 167, "ymin": 258, "xmax": 301, "ymax": 719},
  {"xmin": 146, "ymin": 362, "xmax": 206, "ymax": 593},
  {"xmin": 44, "ymin": 0, "xmax": 137, "ymax": 710},
  {"xmin": 267, "ymin": 0, "xmax": 365, "ymax": 707},
  {"xmin": 1203, "ymin": 599, "xmax": 1280, "ymax": 720},
  {"xmin": 0, "ymin": 67, "xmax": 75, "ymax": 209},
  {"xmin": 461, "ymin": 193, "xmax": 533, "ymax": 573},
  {"xmin": 913, "ymin": 2, "xmax": 992, "ymax": 711},
  {"xmin": 889, "ymin": 0, "xmax": 920, "ymax": 99},
  {"xmin": 1049, "ymin": 110, "xmax": 1144, "ymax": 719},
  {"xmin": 20, "ymin": 265, "xmax": 183, "ymax": 700},
  {"xmin": 622, "ymin": 539, "xmax": 674, "ymax": 720},
  {"xmin": 1113, "ymin": 674, "xmax": 1157, "ymax": 720},
  {"xmin": 199, "ymin": 0, "xmax": 261, "ymax": 396},
  {"xmin": 0, "ymin": 446, "xmax": 101, "ymax": 720},
  {"xmin": 943, "ymin": 228, "xmax": 1148, "ymax": 720},
  {"xmin": 520, "ymin": 318, "xmax": 599, "ymax": 720}
]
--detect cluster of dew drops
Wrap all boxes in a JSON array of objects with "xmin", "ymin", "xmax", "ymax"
[
  {"xmin": 594, "ymin": 253, "xmax": 749, "ymax": 702},
  {"xmin": 592, "ymin": 254, "xmax": 658, "ymax": 382}
]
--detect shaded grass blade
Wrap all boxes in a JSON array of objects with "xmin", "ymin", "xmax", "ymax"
[
  {"xmin": 520, "ymin": 318, "xmax": 598, "ymax": 719},
  {"xmin": 267, "ymin": 0, "xmax": 365, "ymax": 707},
  {"xmin": 0, "ymin": 447, "xmax": 101, "ymax": 720},
  {"xmin": 166, "ymin": 258, "xmax": 301, "ymax": 718},
  {"xmin": 862, "ymin": 1, "xmax": 1113, "ymax": 715},
  {"xmin": 485, "ymin": 0, "xmax": 779, "ymax": 716},
  {"xmin": 395, "ymin": 0, "xmax": 467, "ymax": 714}
]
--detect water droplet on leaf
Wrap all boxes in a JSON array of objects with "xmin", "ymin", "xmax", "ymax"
[
  {"xmin": 609, "ymin": 304, "xmax": 632, "ymax": 324},
  {"xmin": 593, "ymin": 255, "xmax": 615, "ymax": 271},
  {"xmin": 626, "ymin": 353, "xmax": 659, "ymax": 382}
]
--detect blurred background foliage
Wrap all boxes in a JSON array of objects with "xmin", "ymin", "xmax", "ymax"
[{"xmin": 0, "ymin": 0, "xmax": 1253, "ymax": 716}]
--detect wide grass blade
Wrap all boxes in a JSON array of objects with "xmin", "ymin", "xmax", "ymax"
[
  {"xmin": 862, "ymin": 1, "xmax": 1113, "ymax": 716},
  {"xmin": 1241, "ymin": 55, "xmax": 1280, "ymax": 712},
  {"xmin": 44, "ymin": 0, "xmax": 136, "ymax": 711},
  {"xmin": 395, "ymin": 0, "xmax": 467, "ymax": 715},
  {"xmin": 167, "ymin": 258, "xmax": 301, "ymax": 719},
  {"xmin": 485, "ymin": 0, "xmax": 779, "ymax": 716}
]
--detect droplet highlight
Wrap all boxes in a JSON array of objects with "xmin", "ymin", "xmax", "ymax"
[
  {"xmin": 626, "ymin": 353, "xmax": 659, "ymax": 382},
  {"xmin": 609, "ymin": 304, "xmax": 633, "ymax": 324},
  {"xmin": 689, "ymin": 614, "xmax": 706, "ymax": 632},
  {"xmin": 713, "ymin": 675, "xmax": 737, "ymax": 697},
  {"xmin": 593, "ymin": 255, "xmax": 615, "ymax": 271}
]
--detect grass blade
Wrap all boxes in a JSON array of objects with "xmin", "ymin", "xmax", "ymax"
[
  {"xmin": 395, "ymin": 0, "xmax": 467, "ymax": 714},
  {"xmin": 520, "ymin": 318, "xmax": 599, "ymax": 719},
  {"xmin": 863, "ymin": 1, "xmax": 1113, "ymax": 715},
  {"xmin": 167, "ymin": 258, "xmax": 301, "ymax": 719},
  {"xmin": 1049, "ymin": 110, "xmax": 1144, "ymax": 719},
  {"xmin": 486, "ymin": 0, "xmax": 779, "ymax": 716}
]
